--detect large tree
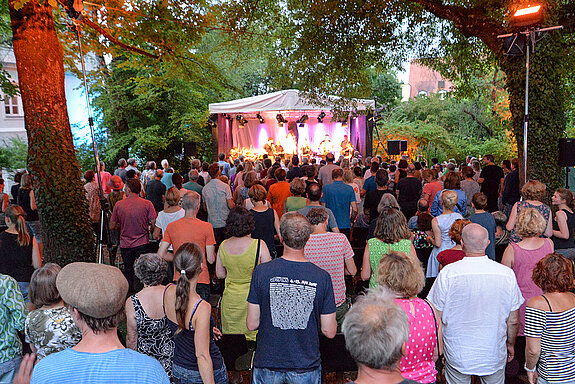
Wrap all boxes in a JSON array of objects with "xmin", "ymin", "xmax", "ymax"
[
  {"xmin": 8, "ymin": 0, "xmax": 94, "ymax": 264},
  {"xmin": 221, "ymin": 0, "xmax": 574, "ymax": 188}
]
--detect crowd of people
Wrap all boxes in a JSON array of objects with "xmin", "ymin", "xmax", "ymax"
[{"xmin": 1, "ymin": 151, "xmax": 575, "ymax": 384}]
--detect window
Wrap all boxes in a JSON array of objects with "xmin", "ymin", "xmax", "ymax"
[
  {"xmin": 4, "ymin": 95, "xmax": 21, "ymax": 116},
  {"xmin": 438, "ymin": 80, "xmax": 445, "ymax": 89}
]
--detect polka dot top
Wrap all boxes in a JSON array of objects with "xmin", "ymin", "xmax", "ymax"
[{"xmin": 394, "ymin": 298, "xmax": 438, "ymax": 384}]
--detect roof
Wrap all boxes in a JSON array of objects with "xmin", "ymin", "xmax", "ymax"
[{"xmin": 208, "ymin": 89, "xmax": 375, "ymax": 114}]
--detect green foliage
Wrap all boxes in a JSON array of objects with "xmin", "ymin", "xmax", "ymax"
[
  {"xmin": 374, "ymin": 92, "xmax": 516, "ymax": 163},
  {"xmin": 0, "ymin": 136, "xmax": 27, "ymax": 170},
  {"xmin": 370, "ymin": 71, "xmax": 402, "ymax": 107}
]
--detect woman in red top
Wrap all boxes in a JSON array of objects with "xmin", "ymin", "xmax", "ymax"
[{"xmin": 436, "ymin": 219, "xmax": 471, "ymax": 269}]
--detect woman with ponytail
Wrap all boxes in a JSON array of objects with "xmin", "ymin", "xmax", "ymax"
[
  {"xmin": 551, "ymin": 188, "xmax": 575, "ymax": 259},
  {"xmin": 163, "ymin": 242, "xmax": 227, "ymax": 384},
  {"xmin": 0, "ymin": 205, "xmax": 41, "ymax": 308}
]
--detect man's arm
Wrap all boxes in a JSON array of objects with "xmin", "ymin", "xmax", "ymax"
[
  {"xmin": 506, "ymin": 309, "xmax": 520, "ymax": 362},
  {"xmin": 320, "ymin": 313, "xmax": 337, "ymax": 339},
  {"xmin": 158, "ymin": 241, "xmax": 174, "ymax": 262},
  {"xmin": 246, "ymin": 303, "xmax": 260, "ymax": 331},
  {"xmin": 205, "ymin": 244, "xmax": 215, "ymax": 264},
  {"xmin": 350, "ymin": 201, "xmax": 358, "ymax": 223}
]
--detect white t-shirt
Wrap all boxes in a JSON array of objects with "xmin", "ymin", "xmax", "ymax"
[
  {"xmin": 155, "ymin": 208, "xmax": 185, "ymax": 250},
  {"xmin": 427, "ymin": 256, "xmax": 524, "ymax": 376}
]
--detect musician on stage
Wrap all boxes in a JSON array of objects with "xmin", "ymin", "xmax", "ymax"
[
  {"xmin": 300, "ymin": 138, "xmax": 312, "ymax": 158},
  {"xmin": 340, "ymin": 135, "xmax": 354, "ymax": 159},
  {"xmin": 318, "ymin": 134, "xmax": 332, "ymax": 156},
  {"xmin": 264, "ymin": 137, "xmax": 275, "ymax": 157},
  {"xmin": 285, "ymin": 131, "xmax": 298, "ymax": 155}
]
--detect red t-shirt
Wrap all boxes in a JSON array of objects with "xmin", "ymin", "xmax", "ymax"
[
  {"xmin": 110, "ymin": 194, "xmax": 156, "ymax": 249},
  {"xmin": 162, "ymin": 217, "xmax": 216, "ymax": 284},
  {"xmin": 267, "ymin": 181, "xmax": 292, "ymax": 219},
  {"xmin": 423, "ymin": 181, "xmax": 442, "ymax": 206},
  {"xmin": 437, "ymin": 249, "xmax": 466, "ymax": 267}
]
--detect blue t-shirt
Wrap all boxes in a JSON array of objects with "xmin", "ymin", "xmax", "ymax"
[
  {"xmin": 247, "ymin": 258, "xmax": 336, "ymax": 371},
  {"xmin": 362, "ymin": 176, "xmax": 377, "ymax": 193},
  {"xmin": 31, "ymin": 348, "xmax": 170, "ymax": 384},
  {"xmin": 470, "ymin": 211, "xmax": 497, "ymax": 260},
  {"xmin": 320, "ymin": 181, "xmax": 356, "ymax": 229}
]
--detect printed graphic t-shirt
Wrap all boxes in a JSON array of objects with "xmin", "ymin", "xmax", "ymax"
[{"xmin": 247, "ymin": 258, "xmax": 336, "ymax": 370}]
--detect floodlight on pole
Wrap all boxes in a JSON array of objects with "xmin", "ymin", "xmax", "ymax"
[{"xmin": 514, "ymin": 5, "xmax": 541, "ymax": 17}]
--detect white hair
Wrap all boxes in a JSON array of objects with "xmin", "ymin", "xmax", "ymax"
[{"xmin": 342, "ymin": 286, "xmax": 409, "ymax": 370}]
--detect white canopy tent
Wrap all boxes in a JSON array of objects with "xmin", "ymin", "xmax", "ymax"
[{"xmin": 208, "ymin": 90, "xmax": 375, "ymax": 159}]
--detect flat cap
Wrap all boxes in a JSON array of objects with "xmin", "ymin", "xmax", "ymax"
[{"xmin": 56, "ymin": 262, "xmax": 128, "ymax": 318}]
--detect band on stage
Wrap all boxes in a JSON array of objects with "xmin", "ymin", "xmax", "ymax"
[{"xmin": 258, "ymin": 134, "xmax": 354, "ymax": 161}]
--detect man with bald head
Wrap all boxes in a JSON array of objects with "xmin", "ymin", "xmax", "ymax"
[{"xmin": 427, "ymin": 223, "xmax": 523, "ymax": 384}]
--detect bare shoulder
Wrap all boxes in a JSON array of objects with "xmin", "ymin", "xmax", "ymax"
[{"xmin": 526, "ymin": 295, "xmax": 548, "ymax": 311}]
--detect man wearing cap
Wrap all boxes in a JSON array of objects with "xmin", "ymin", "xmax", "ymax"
[
  {"xmin": 110, "ymin": 178, "xmax": 157, "ymax": 293},
  {"xmin": 24, "ymin": 262, "xmax": 169, "ymax": 383}
]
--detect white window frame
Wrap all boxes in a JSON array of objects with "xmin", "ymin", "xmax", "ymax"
[{"xmin": 3, "ymin": 93, "xmax": 23, "ymax": 118}]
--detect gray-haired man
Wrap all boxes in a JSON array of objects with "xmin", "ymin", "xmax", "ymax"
[
  {"xmin": 343, "ymin": 287, "xmax": 419, "ymax": 384},
  {"xmin": 247, "ymin": 212, "xmax": 337, "ymax": 383}
]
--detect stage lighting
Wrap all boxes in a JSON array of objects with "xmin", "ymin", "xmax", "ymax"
[
  {"xmin": 256, "ymin": 114, "xmax": 265, "ymax": 124},
  {"xmin": 236, "ymin": 115, "xmax": 248, "ymax": 127},
  {"xmin": 317, "ymin": 112, "xmax": 326, "ymax": 123},
  {"xmin": 296, "ymin": 114, "xmax": 308, "ymax": 127},
  {"xmin": 276, "ymin": 113, "xmax": 287, "ymax": 127},
  {"xmin": 512, "ymin": 4, "xmax": 543, "ymax": 28}
]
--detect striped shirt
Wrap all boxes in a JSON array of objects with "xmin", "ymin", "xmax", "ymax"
[{"xmin": 524, "ymin": 305, "xmax": 575, "ymax": 382}]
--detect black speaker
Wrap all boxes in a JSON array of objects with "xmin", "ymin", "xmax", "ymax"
[
  {"xmin": 559, "ymin": 138, "xmax": 575, "ymax": 167},
  {"xmin": 388, "ymin": 140, "xmax": 400, "ymax": 155},
  {"xmin": 387, "ymin": 140, "xmax": 408, "ymax": 155}
]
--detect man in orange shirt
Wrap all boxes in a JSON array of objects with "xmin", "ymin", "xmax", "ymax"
[
  {"xmin": 158, "ymin": 190, "xmax": 215, "ymax": 301},
  {"xmin": 267, "ymin": 168, "xmax": 292, "ymax": 219}
]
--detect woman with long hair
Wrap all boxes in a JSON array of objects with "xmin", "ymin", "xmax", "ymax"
[
  {"xmin": 361, "ymin": 206, "xmax": 417, "ymax": 287},
  {"xmin": 0, "ymin": 205, "xmax": 41, "ymax": 308},
  {"xmin": 17, "ymin": 173, "xmax": 42, "ymax": 257},
  {"xmin": 551, "ymin": 188, "xmax": 575, "ymax": 259},
  {"xmin": 163, "ymin": 243, "xmax": 227, "ymax": 384}
]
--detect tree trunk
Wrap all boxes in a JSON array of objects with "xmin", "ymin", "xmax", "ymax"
[
  {"xmin": 9, "ymin": 0, "xmax": 95, "ymax": 264},
  {"xmin": 500, "ymin": 29, "xmax": 565, "ymax": 192}
]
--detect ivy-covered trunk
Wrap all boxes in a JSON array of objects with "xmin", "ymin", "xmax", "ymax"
[
  {"xmin": 9, "ymin": 0, "xmax": 95, "ymax": 264},
  {"xmin": 501, "ymin": 28, "xmax": 565, "ymax": 192}
]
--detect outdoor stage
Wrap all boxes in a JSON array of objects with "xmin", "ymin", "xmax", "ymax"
[{"xmin": 208, "ymin": 90, "xmax": 375, "ymax": 161}]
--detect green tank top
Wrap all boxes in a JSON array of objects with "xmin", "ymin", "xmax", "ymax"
[{"xmin": 368, "ymin": 237, "xmax": 412, "ymax": 288}]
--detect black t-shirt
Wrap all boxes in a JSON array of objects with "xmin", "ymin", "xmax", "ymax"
[
  {"xmin": 0, "ymin": 231, "xmax": 34, "ymax": 282},
  {"xmin": 17, "ymin": 188, "xmax": 39, "ymax": 221},
  {"xmin": 364, "ymin": 189, "xmax": 396, "ymax": 222},
  {"xmin": 480, "ymin": 164, "xmax": 504, "ymax": 197},
  {"xmin": 502, "ymin": 169, "xmax": 520, "ymax": 205},
  {"xmin": 145, "ymin": 179, "xmax": 167, "ymax": 212},
  {"xmin": 396, "ymin": 177, "xmax": 422, "ymax": 210},
  {"xmin": 286, "ymin": 166, "xmax": 303, "ymax": 181}
]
